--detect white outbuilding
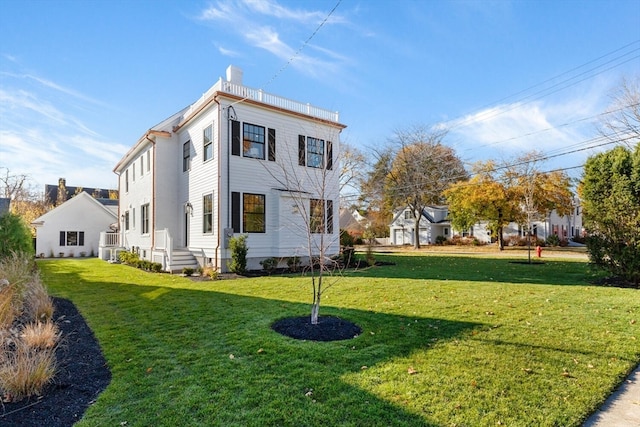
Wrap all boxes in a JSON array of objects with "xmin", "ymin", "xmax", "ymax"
[{"xmin": 31, "ymin": 192, "xmax": 117, "ymax": 258}]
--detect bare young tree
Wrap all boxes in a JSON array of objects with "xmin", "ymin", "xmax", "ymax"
[
  {"xmin": 339, "ymin": 142, "xmax": 366, "ymax": 208},
  {"xmin": 598, "ymin": 75, "xmax": 640, "ymax": 146},
  {"xmin": 503, "ymin": 151, "xmax": 572, "ymax": 262},
  {"xmin": 0, "ymin": 168, "xmax": 30, "ymax": 201},
  {"xmin": 262, "ymin": 127, "xmax": 343, "ymax": 325},
  {"xmin": 0, "ymin": 168, "xmax": 50, "ymax": 232}
]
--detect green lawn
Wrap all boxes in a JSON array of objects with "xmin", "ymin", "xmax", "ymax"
[{"xmin": 39, "ymin": 253, "xmax": 639, "ymax": 427}]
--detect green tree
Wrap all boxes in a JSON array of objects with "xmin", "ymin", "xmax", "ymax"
[
  {"xmin": 580, "ymin": 144, "xmax": 640, "ymax": 286},
  {"xmin": 0, "ymin": 212, "xmax": 34, "ymax": 258}
]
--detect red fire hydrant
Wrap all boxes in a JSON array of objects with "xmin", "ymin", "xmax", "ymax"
[{"xmin": 536, "ymin": 245, "xmax": 542, "ymax": 258}]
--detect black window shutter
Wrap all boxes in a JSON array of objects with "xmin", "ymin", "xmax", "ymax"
[
  {"xmin": 231, "ymin": 120, "xmax": 241, "ymax": 156},
  {"xmin": 79, "ymin": 232, "xmax": 85, "ymax": 246},
  {"xmin": 268, "ymin": 128, "xmax": 276, "ymax": 161},
  {"xmin": 298, "ymin": 135, "xmax": 305, "ymax": 166},
  {"xmin": 326, "ymin": 200, "xmax": 334, "ymax": 234},
  {"xmin": 231, "ymin": 192, "xmax": 241, "ymax": 233},
  {"xmin": 59, "ymin": 231, "xmax": 65, "ymax": 246},
  {"xmin": 326, "ymin": 141, "xmax": 333, "ymax": 170}
]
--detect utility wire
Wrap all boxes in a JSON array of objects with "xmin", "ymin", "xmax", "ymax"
[
  {"xmin": 445, "ymin": 40, "xmax": 640, "ymax": 132},
  {"xmin": 461, "ymin": 102, "xmax": 639, "ymax": 153},
  {"xmin": 461, "ymin": 40, "xmax": 640, "ymax": 113}
]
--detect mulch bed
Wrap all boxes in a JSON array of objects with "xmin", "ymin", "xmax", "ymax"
[
  {"xmin": 272, "ymin": 315, "xmax": 362, "ymax": 341},
  {"xmin": 0, "ymin": 298, "xmax": 111, "ymax": 427}
]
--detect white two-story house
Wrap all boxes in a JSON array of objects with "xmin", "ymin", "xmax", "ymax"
[{"xmin": 111, "ymin": 65, "xmax": 345, "ymax": 272}]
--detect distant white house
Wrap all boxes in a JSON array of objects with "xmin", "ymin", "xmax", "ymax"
[
  {"xmin": 107, "ymin": 65, "xmax": 346, "ymax": 272},
  {"xmin": 31, "ymin": 192, "xmax": 117, "ymax": 258},
  {"xmin": 389, "ymin": 206, "xmax": 450, "ymax": 245},
  {"xmin": 389, "ymin": 203, "xmax": 583, "ymax": 246}
]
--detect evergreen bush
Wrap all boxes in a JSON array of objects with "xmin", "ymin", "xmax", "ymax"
[{"xmin": 228, "ymin": 235, "xmax": 248, "ymax": 274}]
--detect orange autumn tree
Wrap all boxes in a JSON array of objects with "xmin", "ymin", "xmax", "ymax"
[
  {"xmin": 445, "ymin": 155, "xmax": 573, "ymax": 254},
  {"xmin": 445, "ymin": 161, "xmax": 518, "ymax": 250}
]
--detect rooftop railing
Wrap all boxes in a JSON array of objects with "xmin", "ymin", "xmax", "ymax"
[{"xmin": 185, "ymin": 78, "xmax": 340, "ymax": 123}]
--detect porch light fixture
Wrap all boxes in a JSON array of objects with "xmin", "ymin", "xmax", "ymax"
[{"xmin": 185, "ymin": 202, "xmax": 193, "ymax": 215}]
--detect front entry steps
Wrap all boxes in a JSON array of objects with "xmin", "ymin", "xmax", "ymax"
[{"xmin": 168, "ymin": 249, "xmax": 198, "ymax": 273}]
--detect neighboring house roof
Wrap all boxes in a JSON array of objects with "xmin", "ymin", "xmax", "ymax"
[
  {"xmin": 390, "ymin": 206, "xmax": 450, "ymax": 226},
  {"xmin": 45, "ymin": 180, "xmax": 117, "ymax": 206},
  {"xmin": 339, "ymin": 208, "xmax": 368, "ymax": 233},
  {"xmin": 32, "ymin": 191, "xmax": 117, "ymax": 226}
]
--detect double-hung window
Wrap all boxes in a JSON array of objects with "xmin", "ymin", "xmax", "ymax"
[
  {"xmin": 243, "ymin": 193, "xmax": 265, "ymax": 233},
  {"xmin": 243, "ymin": 123, "xmax": 265, "ymax": 159},
  {"xmin": 203, "ymin": 193, "xmax": 213, "ymax": 234},
  {"xmin": 298, "ymin": 135, "xmax": 333, "ymax": 169},
  {"xmin": 307, "ymin": 137, "xmax": 324, "ymax": 168},
  {"xmin": 183, "ymin": 141, "xmax": 191, "ymax": 172},
  {"xmin": 231, "ymin": 120, "xmax": 276, "ymax": 161},
  {"xmin": 203, "ymin": 125, "xmax": 213, "ymax": 162},
  {"xmin": 141, "ymin": 204, "xmax": 150, "ymax": 234}
]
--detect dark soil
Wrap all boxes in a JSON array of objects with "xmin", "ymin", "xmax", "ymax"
[
  {"xmin": 0, "ymin": 298, "xmax": 111, "ymax": 427},
  {"xmin": 272, "ymin": 315, "xmax": 362, "ymax": 341},
  {"xmin": 593, "ymin": 276, "xmax": 639, "ymax": 289}
]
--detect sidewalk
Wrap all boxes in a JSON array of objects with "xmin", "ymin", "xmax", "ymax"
[{"xmin": 582, "ymin": 364, "xmax": 640, "ymax": 426}]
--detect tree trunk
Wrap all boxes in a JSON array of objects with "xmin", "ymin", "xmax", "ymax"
[
  {"xmin": 497, "ymin": 210, "xmax": 504, "ymax": 250},
  {"xmin": 311, "ymin": 279, "xmax": 321, "ymax": 325},
  {"xmin": 311, "ymin": 302, "xmax": 319, "ymax": 325}
]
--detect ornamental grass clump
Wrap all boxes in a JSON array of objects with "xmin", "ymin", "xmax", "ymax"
[
  {"xmin": 20, "ymin": 321, "xmax": 60, "ymax": 350},
  {"xmin": 0, "ymin": 251, "xmax": 59, "ymax": 402},
  {"xmin": 0, "ymin": 335, "xmax": 57, "ymax": 402},
  {"xmin": 0, "ymin": 278, "xmax": 21, "ymax": 329}
]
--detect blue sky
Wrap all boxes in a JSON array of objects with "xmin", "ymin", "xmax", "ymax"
[{"xmin": 1, "ymin": 0, "xmax": 639, "ymax": 193}]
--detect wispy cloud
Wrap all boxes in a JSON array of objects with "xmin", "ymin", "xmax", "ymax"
[
  {"xmin": 445, "ymin": 75, "xmax": 616, "ymax": 174},
  {"xmin": 217, "ymin": 45, "xmax": 242, "ymax": 57},
  {"xmin": 198, "ymin": 0, "xmax": 349, "ymax": 79},
  {"xmin": 1, "ymin": 71, "xmax": 106, "ymax": 106},
  {"xmin": 449, "ymin": 97, "xmax": 606, "ymax": 173},
  {"xmin": 0, "ymin": 69, "xmax": 120, "ymax": 188},
  {"xmin": 242, "ymin": 0, "xmax": 332, "ymax": 23}
]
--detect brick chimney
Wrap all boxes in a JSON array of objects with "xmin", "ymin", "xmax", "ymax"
[{"xmin": 57, "ymin": 178, "xmax": 67, "ymax": 206}]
